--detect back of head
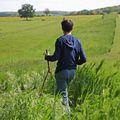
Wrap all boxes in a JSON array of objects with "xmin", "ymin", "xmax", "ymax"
[{"xmin": 61, "ymin": 19, "xmax": 74, "ymax": 32}]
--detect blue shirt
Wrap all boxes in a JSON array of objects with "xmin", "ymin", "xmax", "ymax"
[{"xmin": 45, "ymin": 34, "xmax": 86, "ymax": 73}]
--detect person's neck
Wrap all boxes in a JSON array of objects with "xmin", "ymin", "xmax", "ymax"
[{"xmin": 64, "ymin": 32, "xmax": 72, "ymax": 35}]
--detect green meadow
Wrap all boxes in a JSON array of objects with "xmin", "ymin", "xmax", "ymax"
[{"xmin": 0, "ymin": 13, "xmax": 120, "ymax": 120}]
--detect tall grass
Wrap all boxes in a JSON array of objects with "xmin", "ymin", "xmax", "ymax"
[{"xmin": 0, "ymin": 60, "xmax": 120, "ymax": 120}]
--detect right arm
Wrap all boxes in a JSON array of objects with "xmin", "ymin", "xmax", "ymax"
[{"xmin": 45, "ymin": 39, "xmax": 62, "ymax": 62}]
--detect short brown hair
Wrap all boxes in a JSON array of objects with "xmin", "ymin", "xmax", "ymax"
[{"xmin": 61, "ymin": 19, "xmax": 74, "ymax": 32}]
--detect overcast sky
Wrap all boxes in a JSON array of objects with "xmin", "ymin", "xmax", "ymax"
[{"xmin": 0, "ymin": 0, "xmax": 120, "ymax": 12}]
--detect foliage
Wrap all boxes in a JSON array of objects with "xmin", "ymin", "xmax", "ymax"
[{"xmin": 18, "ymin": 4, "xmax": 35, "ymax": 20}]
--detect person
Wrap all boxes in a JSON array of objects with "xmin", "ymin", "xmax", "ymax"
[{"xmin": 45, "ymin": 19, "xmax": 86, "ymax": 112}]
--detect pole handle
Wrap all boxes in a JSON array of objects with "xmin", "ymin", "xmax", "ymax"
[{"xmin": 46, "ymin": 49, "xmax": 51, "ymax": 73}]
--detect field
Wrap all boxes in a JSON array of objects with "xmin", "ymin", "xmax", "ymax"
[{"xmin": 0, "ymin": 13, "xmax": 120, "ymax": 120}]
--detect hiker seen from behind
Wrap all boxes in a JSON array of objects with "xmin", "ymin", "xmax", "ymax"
[{"xmin": 45, "ymin": 19, "xmax": 86, "ymax": 113}]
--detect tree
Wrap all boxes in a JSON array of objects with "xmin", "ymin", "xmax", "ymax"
[
  {"xmin": 18, "ymin": 4, "xmax": 35, "ymax": 20},
  {"xmin": 44, "ymin": 8, "xmax": 50, "ymax": 16}
]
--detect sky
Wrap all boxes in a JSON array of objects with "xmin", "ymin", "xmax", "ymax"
[{"xmin": 0, "ymin": 0, "xmax": 120, "ymax": 12}]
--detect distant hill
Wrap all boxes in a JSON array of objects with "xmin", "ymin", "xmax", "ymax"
[
  {"xmin": 0, "ymin": 12, "xmax": 18, "ymax": 17},
  {"xmin": 93, "ymin": 5, "xmax": 120, "ymax": 14},
  {"xmin": 70, "ymin": 5, "xmax": 120, "ymax": 15},
  {"xmin": 0, "ymin": 5, "xmax": 120, "ymax": 16}
]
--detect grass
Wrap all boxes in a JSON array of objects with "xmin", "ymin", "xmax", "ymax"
[
  {"xmin": 0, "ymin": 13, "xmax": 120, "ymax": 120},
  {"xmin": 0, "ymin": 16, "xmax": 61, "ymax": 65},
  {"xmin": 0, "ymin": 14, "xmax": 115, "ymax": 68}
]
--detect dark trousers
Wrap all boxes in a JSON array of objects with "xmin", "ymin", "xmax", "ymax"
[{"xmin": 55, "ymin": 69, "xmax": 76, "ymax": 105}]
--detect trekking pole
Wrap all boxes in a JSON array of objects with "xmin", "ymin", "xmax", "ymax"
[
  {"xmin": 39, "ymin": 49, "xmax": 50, "ymax": 96},
  {"xmin": 46, "ymin": 49, "xmax": 51, "ymax": 74}
]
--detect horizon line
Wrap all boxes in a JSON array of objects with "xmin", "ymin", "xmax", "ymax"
[{"xmin": 0, "ymin": 4, "xmax": 120, "ymax": 13}]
